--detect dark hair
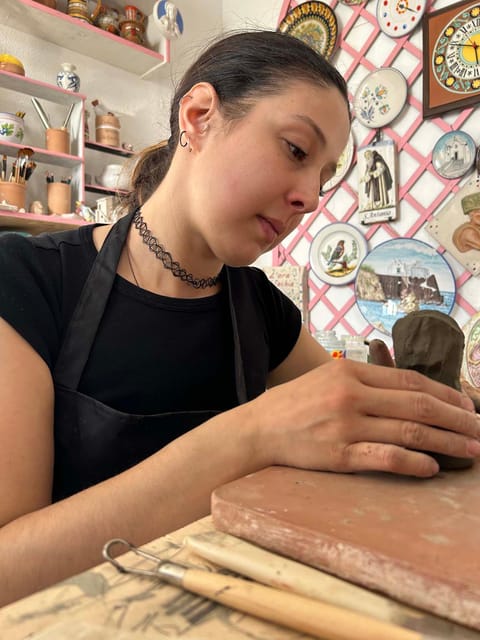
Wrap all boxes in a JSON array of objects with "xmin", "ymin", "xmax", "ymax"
[{"xmin": 127, "ymin": 30, "xmax": 349, "ymax": 209}]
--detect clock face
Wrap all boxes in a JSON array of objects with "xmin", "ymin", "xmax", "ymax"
[
  {"xmin": 432, "ymin": 4, "xmax": 480, "ymax": 94},
  {"xmin": 377, "ymin": 0, "xmax": 427, "ymax": 38}
]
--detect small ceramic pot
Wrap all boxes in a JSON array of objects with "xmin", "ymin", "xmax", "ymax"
[
  {"xmin": 95, "ymin": 5, "xmax": 120, "ymax": 33},
  {"xmin": 96, "ymin": 164, "xmax": 129, "ymax": 190},
  {"xmin": 0, "ymin": 112, "xmax": 24, "ymax": 142},
  {"xmin": 119, "ymin": 19, "xmax": 145, "ymax": 44},
  {"xmin": 56, "ymin": 62, "xmax": 80, "ymax": 92}
]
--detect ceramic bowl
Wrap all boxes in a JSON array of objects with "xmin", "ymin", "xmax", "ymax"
[
  {"xmin": 96, "ymin": 163, "xmax": 129, "ymax": 190},
  {"xmin": 0, "ymin": 112, "xmax": 25, "ymax": 142}
]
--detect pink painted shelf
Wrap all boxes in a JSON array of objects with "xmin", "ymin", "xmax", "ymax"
[
  {"xmin": 0, "ymin": 139, "xmax": 84, "ymax": 169},
  {"xmin": 1, "ymin": 0, "xmax": 169, "ymax": 78},
  {"xmin": 0, "ymin": 209, "xmax": 89, "ymax": 234}
]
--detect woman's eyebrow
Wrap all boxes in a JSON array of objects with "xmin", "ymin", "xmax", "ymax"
[{"xmin": 293, "ymin": 114, "xmax": 326, "ymax": 145}]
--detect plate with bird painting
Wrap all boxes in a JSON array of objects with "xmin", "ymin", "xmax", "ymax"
[
  {"xmin": 277, "ymin": 1, "xmax": 338, "ymax": 59},
  {"xmin": 309, "ymin": 222, "xmax": 368, "ymax": 285},
  {"xmin": 353, "ymin": 67, "xmax": 408, "ymax": 128}
]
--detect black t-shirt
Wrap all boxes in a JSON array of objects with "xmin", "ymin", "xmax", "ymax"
[{"xmin": 0, "ymin": 225, "xmax": 302, "ymax": 415}]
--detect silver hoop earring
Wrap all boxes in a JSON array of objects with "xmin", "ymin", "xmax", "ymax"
[{"xmin": 179, "ymin": 130, "xmax": 188, "ymax": 148}]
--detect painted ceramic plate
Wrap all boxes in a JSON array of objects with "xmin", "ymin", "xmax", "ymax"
[
  {"xmin": 376, "ymin": 0, "xmax": 427, "ymax": 38},
  {"xmin": 462, "ymin": 312, "xmax": 480, "ymax": 388},
  {"xmin": 152, "ymin": 0, "xmax": 184, "ymax": 38},
  {"xmin": 353, "ymin": 67, "xmax": 408, "ymax": 128},
  {"xmin": 432, "ymin": 130, "xmax": 476, "ymax": 180},
  {"xmin": 322, "ymin": 130, "xmax": 355, "ymax": 192},
  {"xmin": 355, "ymin": 238, "xmax": 456, "ymax": 336},
  {"xmin": 277, "ymin": 1, "xmax": 338, "ymax": 59},
  {"xmin": 309, "ymin": 222, "xmax": 368, "ymax": 285}
]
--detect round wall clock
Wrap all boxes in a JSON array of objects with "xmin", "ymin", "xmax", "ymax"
[
  {"xmin": 432, "ymin": 4, "xmax": 480, "ymax": 96},
  {"xmin": 423, "ymin": 2, "xmax": 480, "ymax": 117},
  {"xmin": 376, "ymin": 0, "xmax": 427, "ymax": 38},
  {"xmin": 277, "ymin": 1, "xmax": 338, "ymax": 59},
  {"xmin": 432, "ymin": 130, "xmax": 476, "ymax": 179}
]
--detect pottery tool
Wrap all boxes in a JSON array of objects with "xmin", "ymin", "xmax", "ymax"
[
  {"xmin": 103, "ymin": 538, "xmax": 421, "ymax": 640},
  {"xmin": 62, "ymin": 104, "xmax": 75, "ymax": 130},
  {"xmin": 30, "ymin": 97, "xmax": 51, "ymax": 129},
  {"xmin": 211, "ymin": 464, "xmax": 480, "ymax": 631},
  {"xmin": 185, "ymin": 530, "xmax": 480, "ymax": 639}
]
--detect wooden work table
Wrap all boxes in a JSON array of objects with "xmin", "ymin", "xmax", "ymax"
[{"xmin": 0, "ymin": 515, "xmax": 478, "ymax": 640}]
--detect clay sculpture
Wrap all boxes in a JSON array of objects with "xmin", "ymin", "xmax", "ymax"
[{"xmin": 392, "ymin": 309, "xmax": 474, "ymax": 470}]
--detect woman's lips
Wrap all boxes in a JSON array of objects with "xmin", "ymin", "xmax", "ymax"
[{"xmin": 257, "ymin": 215, "xmax": 284, "ymax": 243}]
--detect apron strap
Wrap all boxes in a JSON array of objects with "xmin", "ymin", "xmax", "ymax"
[
  {"xmin": 225, "ymin": 267, "xmax": 248, "ymax": 405},
  {"xmin": 53, "ymin": 210, "xmax": 135, "ymax": 388}
]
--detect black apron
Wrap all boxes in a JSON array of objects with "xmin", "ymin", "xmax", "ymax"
[{"xmin": 52, "ymin": 210, "xmax": 247, "ymax": 501}]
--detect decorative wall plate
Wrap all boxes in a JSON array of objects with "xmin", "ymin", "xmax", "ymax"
[
  {"xmin": 462, "ymin": 311, "xmax": 480, "ymax": 387},
  {"xmin": 355, "ymin": 238, "xmax": 456, "ymax": 336},
  {"xmin": 322, "ymin": 131, "xmax": 355, "ymax": 192},
  {"xmin": 426, "ymin": 177, "xmax": 480, "ymax": 276},
  {"xmin": 376, "ymin": 0, "xmax": 427, "ymax": 38},
  {"xmin": 277, "ymin": 1, "xmax": 338, "ymax": 59},
  {"xmin": 353, "ymin": 67, "xmax": 408, "ymax": 128},
  {"xmin": 309, "ymin": 222, "xmax": 367, "ymax": 285},
  {"xmin": 431, "ymin": 130, "xmax": 476, "ymax": 179}
]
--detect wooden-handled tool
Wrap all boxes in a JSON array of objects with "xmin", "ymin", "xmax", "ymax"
[
  {"xmin": 184, "ymin": 531, "xmax": 480, "ymax": 639},
  {"xmin": 103, "ymin": 538, "xmax": 420, "ymax": 640}
]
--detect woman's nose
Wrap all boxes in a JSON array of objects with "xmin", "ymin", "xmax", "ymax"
[{"xmin": 287, "ymin": 176, "xmax": 321, "ymax": 215}]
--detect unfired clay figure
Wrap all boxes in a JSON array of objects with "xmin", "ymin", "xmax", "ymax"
[{"xmin": 392, "ymin": 310, "xmax": 474, "ymax": 470}]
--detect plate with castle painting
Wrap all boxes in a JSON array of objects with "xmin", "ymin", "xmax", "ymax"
[
  {"xmin": 431, "ymin": 131, "xmax": 476, "ymax": 180},
  {"xmin": 309, "ymin": 222, "xmax": 368, "ymax": 285},
  {"xmin": 354, "ymin": 238, "xmax": 456, "ymax": 336},
  {"xmin": 462, "ymin": 312, "xmax": 480, "ymax": 388}
]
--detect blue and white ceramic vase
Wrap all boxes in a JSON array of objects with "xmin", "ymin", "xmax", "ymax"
[{"xmin": 56, "ymin": 62, "xmax": 80, "ymax": 93}]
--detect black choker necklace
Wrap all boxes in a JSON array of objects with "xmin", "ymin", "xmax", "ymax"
[{"xmin": 132, "ymin": 209, "xmax": 221, "ymax": 290}]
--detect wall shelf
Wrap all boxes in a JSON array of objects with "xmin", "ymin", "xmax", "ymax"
[
  {"xmin": 0, "ymin": 140, "xmax": 83, "ymax": 170},
  {"xmin": 85, "ymin": 141, "xmax": 134, "ymax": 158},
  {"xmin": 0, "ymin": 209, "xmax": 88, "ymax": 234},
  {"xmin": 1, "ymin": 0, "xmax": 169, "ymax": 78},
  {"xmin": 85, "ymin": 183, "xmax": 128, "ymax": 196}
]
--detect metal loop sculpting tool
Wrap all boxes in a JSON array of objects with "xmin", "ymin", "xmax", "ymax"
[{"xmin": 103, "ymin": 538, "xmax": 421, "ymax": 640}]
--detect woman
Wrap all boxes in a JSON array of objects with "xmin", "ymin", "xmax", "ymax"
[{"xmin": 0, "ymin": 30, "xmax": 478, "ymax": 605}]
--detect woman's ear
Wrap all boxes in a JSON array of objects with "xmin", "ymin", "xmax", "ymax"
[{"xmin": 179, "ymin": 82, "xmax": 218, "ymax": 146}]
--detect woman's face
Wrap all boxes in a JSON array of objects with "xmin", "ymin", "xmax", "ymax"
[{"xmin": 189, "ymin": 80, "xmax": 351, "ymax": 267}]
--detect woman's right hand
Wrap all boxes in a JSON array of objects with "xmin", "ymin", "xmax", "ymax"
[{"xmin": 251, "ymin": 358, "xmax": 480, "ymax": 478}]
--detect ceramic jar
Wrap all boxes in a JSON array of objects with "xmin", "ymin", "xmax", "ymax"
[
  {"xmin": 0, "ymin": 112, "xmax": 25, "ymax": 143},
  {"xmin": 95, "ymin": 5, "xmax": 120, "ymax": 33},
  {"xmin": 67, "ymin": 0, "xmax": 102, "ymax": 23},
  {"xmin": 96, "ymin": 164, "xmax": 129, "ymax": 191},
  {"xmin": 56, "ymin": 62, "xmax": 80, "ymax": 93}
]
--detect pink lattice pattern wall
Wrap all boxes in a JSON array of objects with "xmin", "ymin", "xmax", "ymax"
[{"xmin": 274, "ymin": 0, "xmax": 480, "ymax": 346}]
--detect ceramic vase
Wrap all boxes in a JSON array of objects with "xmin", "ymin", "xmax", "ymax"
[{"xmin": 56, "ymin": 62, "xmax": 80, "ymax": 93}]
